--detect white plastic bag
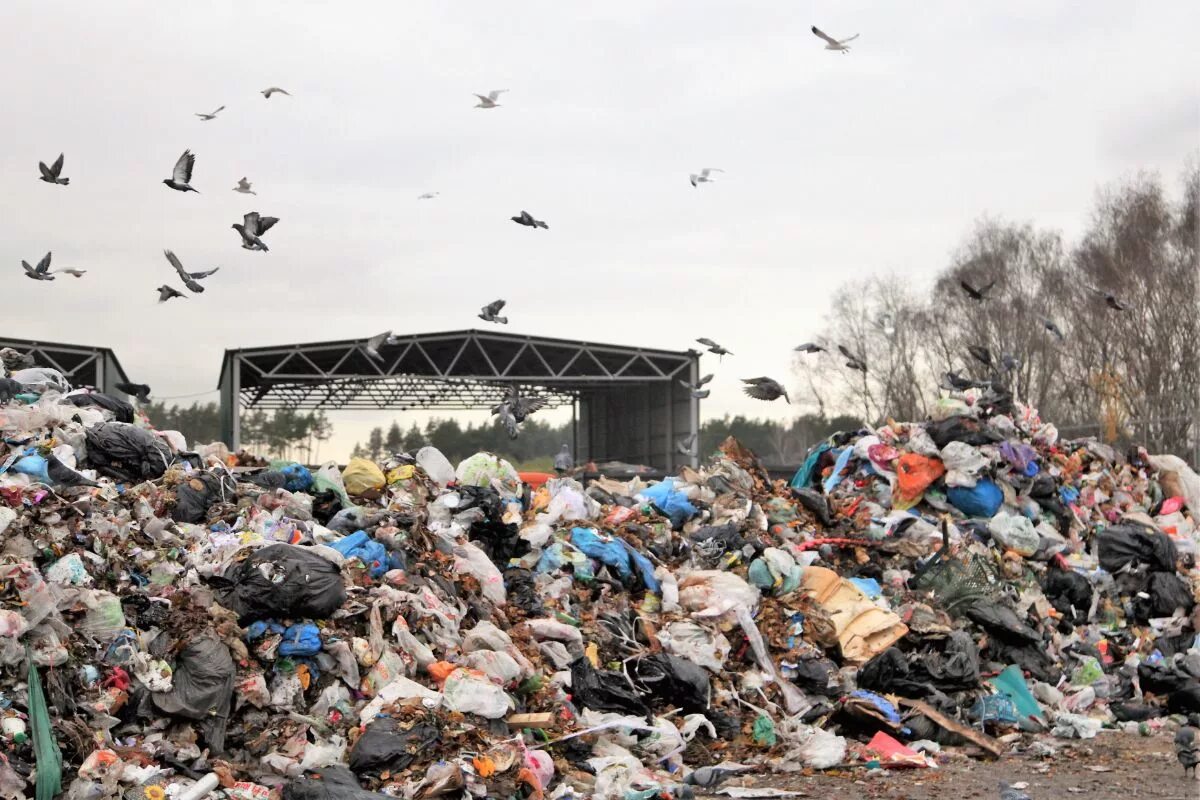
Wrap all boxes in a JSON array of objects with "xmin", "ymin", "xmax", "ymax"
[
  {"xmin": 416, "ymin": 446, "xmax": 456, "ymax": 486},
  {"xmin": 442, "ymin": 668, "xmax": 514, "ymax": 719},
  {"xmin": 988, "ymin": 512, "xmax": 1040, "ymax": 556},
  {"xmin": 454, "ymin": 542, "xmax": 506, "ymax": 605}
]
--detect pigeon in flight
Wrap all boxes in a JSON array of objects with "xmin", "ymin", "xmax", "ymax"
[
  {"xmin": 967, "ymin": 345, "xmax": 994, "ymax": 368},
  {"xmin": 195, "ymin": 105, "xmax": 225, "ymax": 121},
  {"xmin": 689, "ymin": 168, "xmax": 723, "ymax": 187},
  {"xmin": 960, "ymin": 279, "xmax": 996, "ymax": 301},
  {"xmin": 232, "ymin": 212, "xmax": 279, "ymax": 251},
  {"xmin": 22, "ymin": 252, "xmax": 55, "ymax": 281},
  {"xmin": 1001, "ymin": 353, "xmax": 1020, "ymax": 372},
  {"xmin": 554, "ymin": 444, "xmax": 572, "ymax": 474},
  {"xmin": 511, "ymin": 210, "xmax": 548, "ymax": 229},
  {"xmin": 38, "ymin": 153, "xmax": 69, "ymax": 185},
  {"xmin": 418, "ymin": 192, "xmax": 440, "ymax": 200},
  {"xmin": 364, "ymin": 330, "xmax": 401, "ymax": 361},
  {"xmin": 261, "ymin": 87, "xmax": 291, "ymax": 98},
  {"xmin": 156, "ymin": 285, "xmax": 186, "ymax": 303},
  {"xmin": 679, "ymin": 374, "xmax": 714, "ymax": 399},
  {"xmin": 1175, "ymin": 725, "xmax": 1198, "ymax": 777},
  {"xmin": 942, "ymin": 371, "xmax": 992, "ymax": 392},
  {"xmin": 492, "ymin": 385, "xmax": 547, "ymax": 439},
  {"xmin": 837, "ymin": 345, "xmax": 867, "ymax": 371},
  {"xmin": 1086, "ymin": 285, "xmax": 1129, "ymax": 311},
  {"xmin": 474, "ymin": 89, "xmax": 507, "ymax": 108},
  {"xmin": 811, "ymin": 25, "xmax": 860, "ymax": 53},
  {"xmin": 233, "ymin": 178, "xmax": 256, "ymax": 195},
  {"xmin": 677, "ymin": 433, "xmax": 698, "ymax": 457},
  {"xmin": 1040, "ymin": 317, "xmax": 1065, "ymax": 340},
  {"xmin": 164, "ymin": 250, "xmax": 219, "ymax": 293},
  {"xmin": 163, "ymin": 150, "xmax": 199, "ymax": 193},
  {"xmin": 54, "ymin": 268, "xmax": 87, "ymax": 278},
  {"xmin": 696, "ymin": 338, "xmax": 732, "ymax": 358},
  {"xmin": 794, "ymin": 342, "xmax": 825, "ymax": 353},
  {"xmin": 997, "ymin": 781, "xmax": 1032, "ymax": 800},
  {"xmin": 115, "ymin": 382, "xmax": 152, "ymax": 403},
  {"xmin": 742, "ymin": 377, "xmax": 790, "ymax": 403},
  {"xmin": 479, "ymin": 299, "xmax": 508, "ymax": 324}
]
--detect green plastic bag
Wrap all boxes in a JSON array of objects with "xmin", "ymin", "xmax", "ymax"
[
  {"xmin": 27, "ymin": 647, "xmax": 62, "ymax": 800},
  {"xmin": 752, "ymin": 714, "xmax": 777, "ymax": 746}
]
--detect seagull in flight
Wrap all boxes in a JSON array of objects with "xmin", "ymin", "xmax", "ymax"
[
  {"xmin": 195, "ymin": 105, "xmax": 225, "ymax": 121},
  {"xmin": 163, "ymin": 149, "xmax": 199, "ymax": 193},
  {"xmin": 511, "ymin": 210, "xmax": 548, "ymax": 229},
  {"xmin": 261, "ymin": 87, "xmax": 291, "ymax": 98},
  {"xmin": 960, "ymin": 279, "xmax": 996, "ymax": 302},
  {"xmin": 163, "ymin": 250, "xmax": 219, "ymax": 293},
  {"xmin": 233, "ymin": 178, "xmax": 256, "ymax": 195},
  {"xmin": 156, "ymin": 285, "xmax": 186, "ymax": 303},
  {"xmin": 811, "ymin": 25, "xmax": 860, "ymax": 53},
  {"xmin": 232, "ymin": 212, "xmax": 279, "ymax": 251},
  {"xmin": 677, "ymin": 433, "xmax": 698, "ymax": 457},
  {"xmin": 742, "ymin": 377, "xmax": 790, "ymax": 403},
  {"xmin": 1086, "ymin": 285, "xmax": 1129, "ymax": 311},
  {"xmin": 492, "ymin": 385, "xmax": 547, "ymax": 439},
  {"xmin": 38, "ymin": 153, "xmax": 69, "ymax": 185},
  {"xmin": 689, "ymin": 168, "xmax": 723, "ymax": 187},
  {"xmin": 794, "ymin": 342, "xmax": 825, "ymax": 353},
  {"xmin": 474, "ymin": 89, "xmax": 507, "ymax": 108},
  {"xmin": 418, "ymin": 192, "xmax": 440, "ymax": 200},
  {"xmin": 479, "ymin": 299, "xmax": 508, "ymax": 324},
  {"xmin": 365, "ymin": 330, "xmax": 401, "ymax": 361}
]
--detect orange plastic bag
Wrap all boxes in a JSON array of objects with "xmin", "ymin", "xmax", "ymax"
[{"xmin": 893, "ymin": 453, "xmax": 945, "ymax": 507}]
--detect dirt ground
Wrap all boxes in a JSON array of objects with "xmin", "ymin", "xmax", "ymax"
[{"xmin": 716, "ymin": 732, "xmax": 1198, "ymax": 799}]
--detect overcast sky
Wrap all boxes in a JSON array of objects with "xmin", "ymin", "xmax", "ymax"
[{"xmin": 4, "ymin": 1, "xmax": 1197, "ymax": 458}]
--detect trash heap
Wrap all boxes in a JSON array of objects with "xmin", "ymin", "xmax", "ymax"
[{"xmin": 1, "ymin": 351, "xmax": 1199, "ymax": 799}]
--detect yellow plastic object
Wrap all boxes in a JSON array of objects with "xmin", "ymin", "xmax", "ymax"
[{"xmin": 343, "ymin": 457, "xmax": 386, "ymax": 495}]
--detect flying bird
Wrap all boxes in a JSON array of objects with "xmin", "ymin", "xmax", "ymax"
[
  {"xmin": 53, "ymin": 269, "xmax": 86, "ymax": 278},
  {"xmin": 491, "ymin": 385, "xmax": 547, "ymax": 439},
  {"xmin": 679, "ymin": 374, "xmax": 714, "ymax": 399},
  {"xmin": 511, "ymin": 210, "xmax": 548, "ymax": 229},
  {"xmin": 942, "ymin": 371, "xmax": 992, "ymax": 392},
  {"xmin": 967, "ymin": 345, "xmax": 994, "ymax": 368},
  {"xmin": 554, "ymin": 445, "xmax": 572, "ymax": 474},
  {"xmin": 742, "ymin": 377, "xmax": 790, "ymax": 403},
  {"xmin": 163, "ymin": 250, "xmax": 219, "ymax": 293},
  {"xmin": 1001, "ymin": 353, "xmax": 1020, "ymax": 372},
  {"xmin": 1086, "ymin": 285, "xmax": 1129, "ymax": 311},
  {"xmin": 811, "ymin": 25, "xmax": 860, "ymax": 53},
  {"xmin": 837, "ymin": 344, "xmax": 866, "ymax": 366},
  {"xmin": 689, "ymin": 168, "xmax": 723, "ymax": 187},
  {"xmin": 232, "ymin": 211, "xmax": 279, "ymax": 251},
  {"xmin": 474, "ymin": 89, "xmax": 507, "ymax": 108},
  {"xmin": 1040, "ymin": 317, "xmax": 1065, "ymax": 341},
  {"xmin": 960, "ymin": 279, "xmax": 996, "ymax": 302},
  {"xmin": 38, "ymin": 153, "xmax": 69, "ymax": 186},
  {"xmin": 696, "ymin": 338, "xmax": 732, "ymax": 358},
  {"xmin": 479, "ymin": 299, "xmax": 508, "ymax": 324},
  {"xmin": 677, "ymin": 433, "xmax": 698, "ymax": 457},
  {"xmin": 261, "ymin": 87, "xmax": 291, "ymax": 98},
  {"xmin": 364, "ymin": 330, "xmax": 400, "ymax": 361},
  {"xmin": 845, "ymin": 357, "xmax": 868, "ymax": 373},
  {"xmin": 233, "ymin": 178, "xmax": 256, "ymax": 195},
  {"xmin": 163, "ymin": 149, "xmax": 199, "ymax": 193},
  {"xmin": 997, "ymin": 781, "xmax": 1032, "ymax": 800},
  {"xmin": 794, "ymin": 342, "xmax": 825, "ymax": 353},
  {"xmin": 115, "ymin": 382, "xmax": 152, "ymax": 403},
  {"xmin": 418, "ymin": 192, "xmax": 440, "ymax": 200},
  {"xmin": 195, "ymin": 105, "xmax": 225, "ymax": 121},
  {"xmin": 156, "ymin": 285, "xmax": 186, "ymax": 303},
  {"xmin": 1176, "ymin": 726, "xmax": 1198, "ymax": 778},
  {"xmin": 22, "ymin": 252, "xmax": 55, "ymax": 281}
]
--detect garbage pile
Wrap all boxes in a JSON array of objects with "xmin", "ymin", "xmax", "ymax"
[{"xmin": 1, "ymin": 352, "xmax": 1199, "ymax": 799}]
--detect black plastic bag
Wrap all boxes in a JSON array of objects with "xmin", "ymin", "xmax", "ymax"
[
  {"xmin": 926, "ymin": 416, "xmax": 1003, "ymax": 449},
  {"xmin": 688, "ymin": 524, "xmax": 748, "ymax": 557},
  {"xmin": 172, "ymin": 471, "xmax": 236, "ymax": 524},
  {"xmin": 348, "ymin": 717, "xmax": 440, "ymax": 775},
  {"xmin": 630, "ymin": 653, "xmax": 710, "ymax": 712},
  {"xmin": 63, "ymin": 392, "xmax": 134, "ymax": 423},
  {"xmin": 503, "ymin": 567, "xmax": 546, "ymax": 617},
  {"xmin": 1167, "ymin": 682, "xmax": 1200, "ymax": 716},
  {"xmin": 1111, "ymin": 701, "xmax": 1166, "ymax": 722},
  {"xmin": 790, "ymin": 488, "xmax": 833, "ymax": 527},
  {"xmin": 784, "ymin": 655, "xmax": 840, "ymax": 695},
  {"xmin": 964, "ymin": 601, "xmax": 1040, "ymax": 644},
  {"xmin": 1097, "ymin": 524, "xmax": 1177, "ymax": 573},
  {"xmin": 569, "ymin": 658, "xmax": 650, "ymax": 716},
  {"xmin": 1042, "ymin": 568, "xmax": 1093, "ymax": 620},
  {"xmin": 84, "ymin": 422, "xmax": 173, "ymax": 482},
  {"xmin": 1146, "ymin": 572, "xmax": 1195, "ymax": 616},
  {"xmin": 285, "ymin": 766, "xmax": 389, "ymax": 800},
  {"xmin": 1138, "ymin": 661, "xmax": 1191, "ymax": 696},
  {"xmin": 245, "ymin": 470, "xmax": 289, "ymax": 490},
  {"xmin": 150, "ymin": 637, "xmax": 234, "ymax": 752},
  {"xmin": 211, "ymin": 544, "xmax": 346, "ymax": 623}
]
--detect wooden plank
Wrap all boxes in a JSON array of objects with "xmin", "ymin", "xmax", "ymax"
[
  {"xmin": 897, "ymin": 698, "xmax": 1002, "ymax": 758},
  {"xmin": 507, "ymin": 712, "xmax": 557, "ymax": 728}
]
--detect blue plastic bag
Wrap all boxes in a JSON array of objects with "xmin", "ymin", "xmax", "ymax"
[
  {"xmin": 946, "ymin": 479, "xmax": 1003, "ymax": 517},
  {"xmin": 570, "ymin": 528, "xmax": 660, "ymax": 592},
  {"xmin": 279, "ymin": 463, "xmax": 313, "ymax": 492},
  {"xmin": 791, "ymin": 443, "xmax": 832, "ymax": 490},
  {"xmin": 12, "ymin": 454, "xmax": 49, "ymax": 483},
  {"xmin": 639, "ymin": 479, "xmax": 697, "ymax": 528},
  {"xmin": 328, "ymin": 531, "xmax": 389, "ymax": 577},
  {"xmin": 279, "ymin": 622, "xmax": 322, "ymax": 657},
  {"xmin": 245, "ymin": 620, "xmax": 285, "ymax": 641},
  {"xmin": 822, "ymin": 447, "xmax": 855, "ymax": 493}
]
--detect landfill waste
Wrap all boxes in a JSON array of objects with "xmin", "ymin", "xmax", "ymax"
[{"xmin": 0, "ymin": 354, "xmax": 1199, "ymax": 799}]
